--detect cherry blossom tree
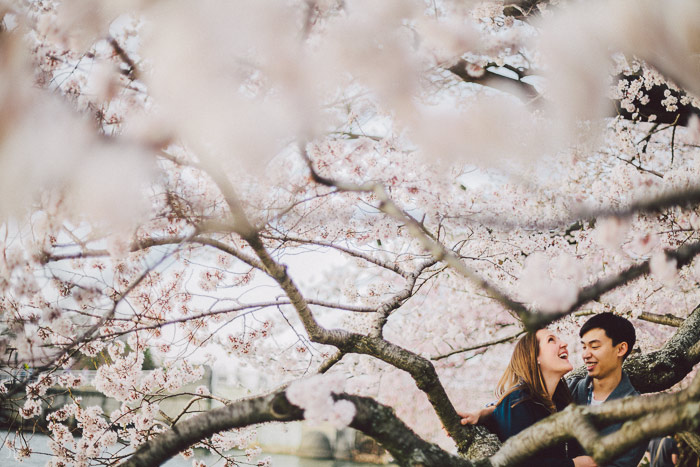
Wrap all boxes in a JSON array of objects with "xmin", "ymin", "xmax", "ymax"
[{"xmin": 0, "ymin": 0, "xmax": 700, "ymax": 466}]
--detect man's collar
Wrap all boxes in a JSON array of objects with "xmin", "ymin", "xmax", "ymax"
[
  {"xmin": 585, "ymin": 370, "xmax": 636, "ymax": 398},
  {"xmin": 608, "ymin": 370, "xmax": 637, "ymax": 399}
]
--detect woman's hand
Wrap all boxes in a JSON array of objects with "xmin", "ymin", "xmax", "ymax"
[
  {"xmin": 572, "ymin": 456, "xmax": 598, "ymax": 467},
  {"xmin": 458, "ymin": 405, "xmax": 496, "ymax": 425}
]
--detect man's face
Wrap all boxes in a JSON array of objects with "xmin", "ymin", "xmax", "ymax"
[{"xmin": 580, "ymin": 328, "xmax": 627, "ymax": 379}]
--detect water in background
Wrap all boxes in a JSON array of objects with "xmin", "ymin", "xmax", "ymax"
[{"xmin": 0, "ymin": 431, "xmax": 390, "ymax": 467}]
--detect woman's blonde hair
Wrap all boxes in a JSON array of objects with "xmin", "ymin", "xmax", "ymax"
[{"xmin": 496, "ymin": 331, "xmax": 571, "ymax": 413}]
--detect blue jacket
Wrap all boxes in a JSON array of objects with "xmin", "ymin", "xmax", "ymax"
[
  {"xmin": 567, "ymin": 371, "xmax": 646, "ymax": 467},
  {"xmin": 485, "ymin": 388, "xmax": 583, "ymax": 467}
]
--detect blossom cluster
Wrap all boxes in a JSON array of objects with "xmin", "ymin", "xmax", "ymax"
[{"xmin": 286, "ymin": 374, "xmax": 356, "ymax": 429}]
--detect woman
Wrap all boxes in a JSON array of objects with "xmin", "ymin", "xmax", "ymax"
[{"xmin": 461, "ymin": 329, "xmax": 597, "ymax": 467}]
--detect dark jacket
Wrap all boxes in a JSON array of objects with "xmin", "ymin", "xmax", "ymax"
[
  {"xmin": 485, "ymin": 388, "xmax": 583, "ymax": 467},
  {"xmin": 567, "ymin": 371, "xmax": 646, "ymax": 467}
]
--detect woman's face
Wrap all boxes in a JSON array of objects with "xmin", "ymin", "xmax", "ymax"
[{"xmin": 535, "ymin": 329, "xmax": 573, "ymax": 377}]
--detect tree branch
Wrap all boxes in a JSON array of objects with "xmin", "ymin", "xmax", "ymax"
[
  {"xmin": 121, "ymin": 389, "xmax": 472, "ymax": 467},
  {"xmin": 638, "ymin": 311, "xmax": 685, "ymax": 327},
  {"xmin": 260, "ymin": 232, "xmax": 415, "ymax": 278},
  {"xmin": 42, "ymin": 234, "xmax": 265, "ymax": 271},
  {"xmin": 432, "ymin": 330, "xmax": 526, "ymax": 361},
  {"xmin": 371, "ymin": 259, "xmax": 438, "ymax": 338}
]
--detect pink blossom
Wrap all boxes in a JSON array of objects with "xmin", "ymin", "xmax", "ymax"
[
  {"xmin": 650, "ymin": 252, "xmax": 677, "ymax": 286},
  {"xmin": 595, "ymin": 217, "xmax": 630, "ymax": 251}
]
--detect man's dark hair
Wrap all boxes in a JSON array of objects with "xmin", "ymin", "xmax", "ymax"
[{"xmin": 579, "ymin": 312, "xmax": 636, "ymax": 361}]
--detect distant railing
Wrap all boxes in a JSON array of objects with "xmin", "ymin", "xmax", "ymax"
[{"xmin": 0, "ymin": 369, "xmax": 158, "ymax": 387}]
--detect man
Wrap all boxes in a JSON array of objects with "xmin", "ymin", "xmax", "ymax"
[
  {"xmin": 645, "ymin": 436, "xmax": 678, "ymax": 467},
  {"xmin": 567, "ymin": 312, "xmax": 646, "ymax": 467}
]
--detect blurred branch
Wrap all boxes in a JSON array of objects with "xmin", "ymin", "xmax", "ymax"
[
  {"xmin": 454, "ymin": 185, "xmax": 700, "ymax": 232},
  {"xmin": 448, "ymin": 60, "xmax": 700, "ymax": 128},
  {"xmin": 527, "ymin": 240, "xmax": 700, "ymax": 329},
  {"xmin": 108, "ymin": 36, "xmax": 138, "ymax": 79},
  {"xmin": 503, "ymin": 0, "xmax": 549, "ymax": 19},
  {"xmin": 448, "ymin": 59, "xmax": 540, "ymax": 102}
]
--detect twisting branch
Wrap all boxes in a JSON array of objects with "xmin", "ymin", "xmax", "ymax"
[
  {"xmin": 200, "ymin": 151, "xmax": 477, "ymax": 450},
  {"xmin": 247, "ymin": 232, "xmax": 478, "ymax": 451},
  {"xmin": 607, "ymin": 186, "xmax": 700, "ymax": 219},
  {"xmin": 371, "ymin": 258, "xmax": 438, "ymax": 338},
  {"xmin": 342, "ymin": 393, "xmax": 472, "ymax": 467}
]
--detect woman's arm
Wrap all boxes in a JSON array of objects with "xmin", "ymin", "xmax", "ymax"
[{"xmin": 458, "ymin": 405, "xmax": 496, "ymax": 425}]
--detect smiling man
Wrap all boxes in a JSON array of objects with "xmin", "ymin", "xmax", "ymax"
[{"xmin": 567, "ymin": 312, "xmax": 646, "ymax": 467}]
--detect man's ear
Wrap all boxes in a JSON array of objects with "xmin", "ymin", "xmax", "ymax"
[{"xmin": 616, "ymin": 341, "xmax": 628, "ymax": 359}]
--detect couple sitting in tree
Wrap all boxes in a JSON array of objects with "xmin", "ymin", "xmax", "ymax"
[{"xmin": 461, "ymin": 313, "xmax": 647, "ymax": 467}]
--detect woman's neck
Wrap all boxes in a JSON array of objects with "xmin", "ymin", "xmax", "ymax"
[{"xmin": 542, "ymin": 370, "xmax": 563, "ymax": 399}]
